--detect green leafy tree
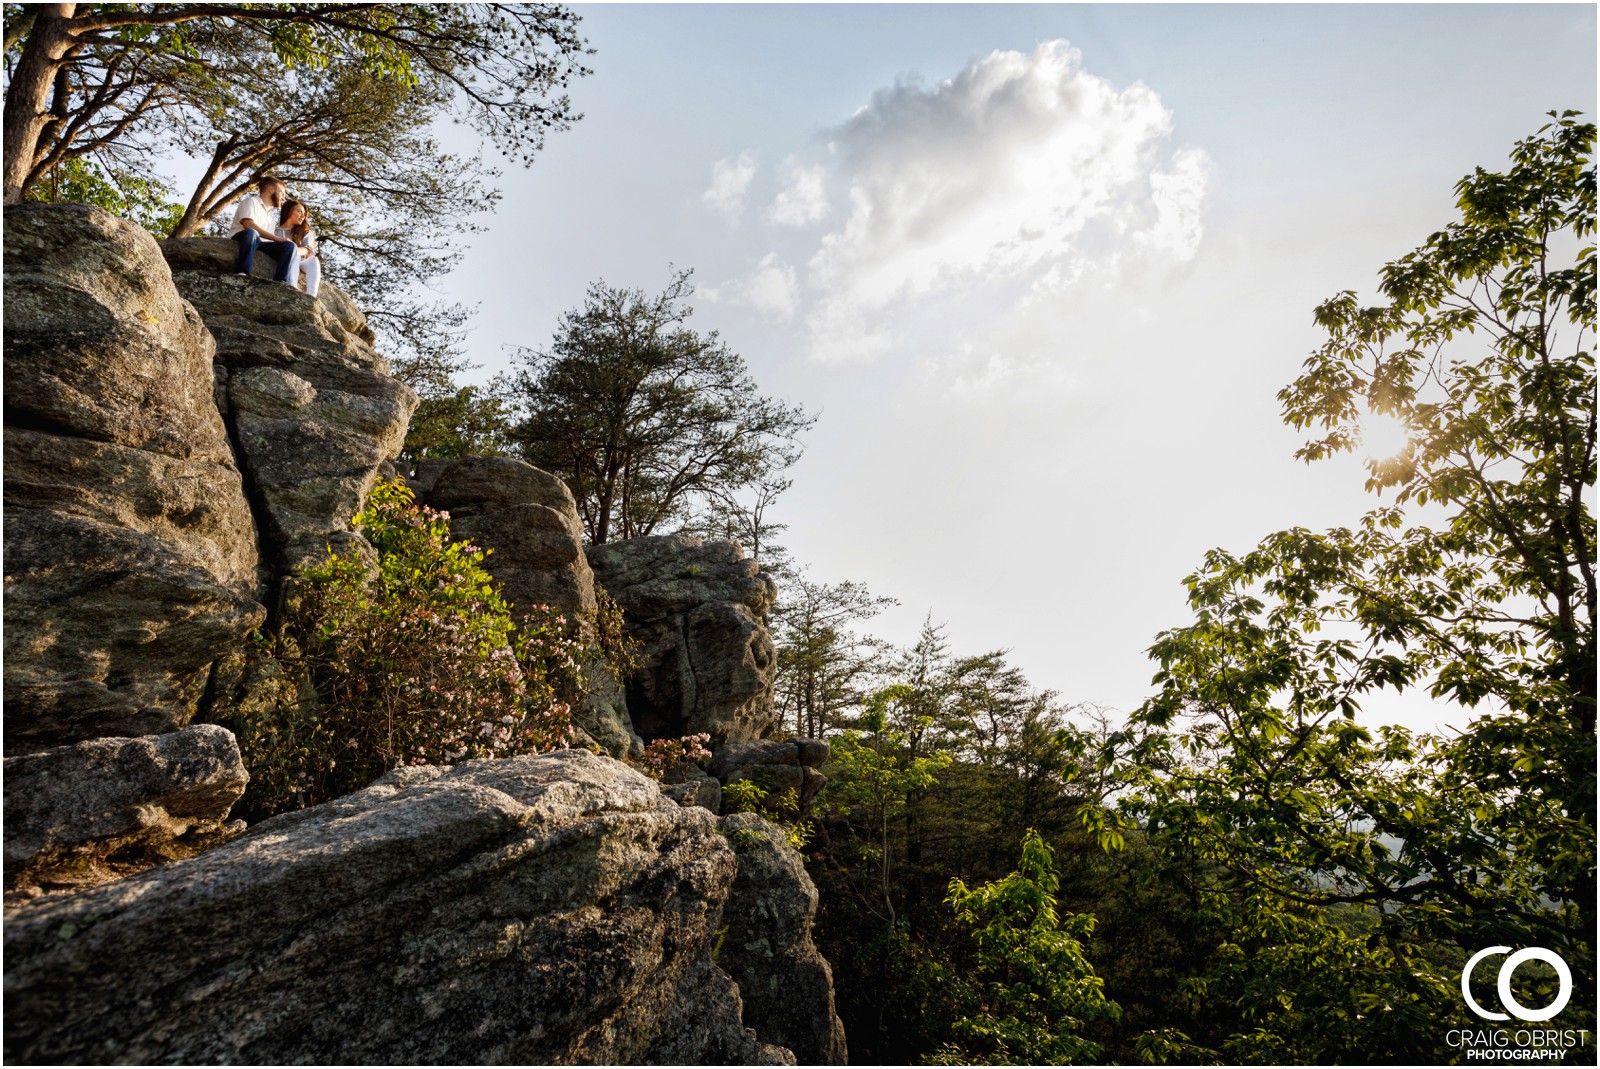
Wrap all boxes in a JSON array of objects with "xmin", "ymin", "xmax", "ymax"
[
  {"xmin": 933, "ymin": 829, "xmax": 1120, "ymax": 1065},
  {"xmin": 504, "ymin": 268, "xmax": 815, "ymax": 543},
  {"xmin": 1180, "ymin": 894, "xmax": 1456, "ymax": 1065},
  {"xmin": 22, "ymin": 154, "xmax": 180, "ymax": 232},
  {"xmin": 5, "ymin": 4, "xmax": 588, "ymax": 376},
  {"xmin": 401, "ymin": 382, "xmax": 516, "ymax": 461},
  {"xmin": 173, "ymin": 58, "xmax": 501, "ymax": 371},
  {"xmin": 1118, "ymin": 112, "xmax": 1595, "ymax": 1057},
  {"xmin": 4, "ymin": 4, "xmax": 588, "ymax": 205},
  {"xmin": 809, "ymin": 632, "xmax": 1130, "ymax": 1062},
  {"xmin": 823, "ymin": 684, "xmax": 954, "ymax": 939}
]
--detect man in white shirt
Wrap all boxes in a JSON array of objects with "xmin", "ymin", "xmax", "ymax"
[{"xmin": 230, "ymin": 176, "xmax": 299, "ymax": 282}]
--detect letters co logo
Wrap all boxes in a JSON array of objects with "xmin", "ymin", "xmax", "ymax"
[{"xmin": 1461, "ymin": 946, "xmax": 1573, "ymax": 1023}]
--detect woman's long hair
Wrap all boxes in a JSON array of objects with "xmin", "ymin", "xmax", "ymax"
[{"xmin": 278, "ymin": 199, "xmax": 312, "ymax": 246}]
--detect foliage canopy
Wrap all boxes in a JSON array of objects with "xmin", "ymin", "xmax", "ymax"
[
  {"xmin": 504, "ymin": 269, "xmax": 814, "ymax": 544},
  {"xmin": 935, "ymin": 830, "xmax": 1120, "ymax": 1066},
  {"xmin": 4, "ymin": 3, "xmax": 590, "ymax": 371},
  {"xmin": 1112, "ymin": 111, "xmax": 1595, "ymax": 1057}
]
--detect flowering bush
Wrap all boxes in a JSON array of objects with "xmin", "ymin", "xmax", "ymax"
[
  {"xmin": 237, "ymin": 479, "xmax": 583, "ymax": 816},
  {"xmin": 638, "ymin": 733, "xmax": 713, "ymax": 780}
]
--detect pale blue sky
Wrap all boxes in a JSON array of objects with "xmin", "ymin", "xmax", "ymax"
[{"xmin": 428, "ymin": 4, "xmax": 1596, "ymax": 729}]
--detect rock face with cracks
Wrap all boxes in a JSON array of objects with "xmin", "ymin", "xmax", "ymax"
[
  {"xmin": 719, "ymin": 813, "xmax": 849, "ymax": 1065},
  {"xmin": 2, "ymin": 724, "xmax": 248, "ymax": 894},
  {"xmin": 421, "ymin": 455, "xmax": 600, "ymax": 634},
  {"xmin": 588, "ymin": 534, "xmax": 779, "ymax": 746},
  {"xmin": 417, "ymin": 455, "xmax": 641, "ymax": 758},
  {"xmin": 3, "ymin": 751, "xmax": 801, "ymax": 1065},
  {"xmin": 710, "ymin": 738, "xmax": 832, "ymax": 814},
  {"xmin": 2, "ymin": 208, "xmax": 844, "ymax": 1066},
  {"xmin": 2, "ymin": 205, "xmax": 264, "ymax": 752},
  {"xmin": 160, "ymin": 235, "xmax": 416, "ymax": 575}
]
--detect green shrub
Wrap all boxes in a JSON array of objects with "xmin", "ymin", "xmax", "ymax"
[
  {"xmin": 722, "ymin": 775, "xmax": 813, "ymax": 849},
  {"xmin": 593, "ymin": 582, "xmax": 643, "ymax": 682},
  {"xmin": 931, "ymin": 829, "xmax": 1120, "ymax": 1065},
  {"xmin": 237, "ymin": 479, "xmax": 584, "ymax": 815}
]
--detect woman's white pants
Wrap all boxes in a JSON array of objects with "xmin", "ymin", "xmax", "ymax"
[{"xmin": 300, "ymin": 255, "xmax": 321, "ymax": 297}]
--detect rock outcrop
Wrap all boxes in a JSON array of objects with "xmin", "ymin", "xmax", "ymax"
[
  {"xmin": 422, "ymin": 456, "xmax": 599, "ymax": 631},
  {"xmin": 709, "ymin": 739, "xmax": 832, "ymax": 815},
  {"xmin": 720, "ymin": 813, "xmax": 849, "ymax": 1065},
  {"xmin": 160, "ymin": 236, "xmax": 416, "ymax": 574},
  {"xmin": 3, "ymin": 751, "xmax": 796, "ymax": 1065},
  {"xmin": 3, "ymin": 204, "xmax": 265, "ymax": 752},
  {"xmin": 2, "ymin": 208, "xmax": 845, "ymax": 1066},
  {"xmin": 3, "ymin": 724, "xmax": 248, "ymax": 896},
  {"xmin": 588, "ymin": 534, "xmax": 779, "ymax": 746}
]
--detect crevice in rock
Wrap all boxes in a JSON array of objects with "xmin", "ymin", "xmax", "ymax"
[
  {"xmin": 1, "ymin": 403, "xmax": 96, "ymax": 444},
  {"xmin": 679, "ymin": 613, "xmax": 703, "ymax": 734},
  {"xmin": 194, "ymin": 656, "xmax": 228, "ymax": 725},
  {"xmin": 211, "ymin": 379, "xmax": 283, "ymax": 625}
]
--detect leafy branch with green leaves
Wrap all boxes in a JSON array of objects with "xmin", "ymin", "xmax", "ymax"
[{"xmin": 1108, "ymin": 112, "xmax": 1595, "ymax": 1059}]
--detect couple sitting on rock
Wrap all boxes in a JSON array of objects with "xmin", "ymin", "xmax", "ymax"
[{"xmin": 229, "ymin": 174, "xmax": 320, "ymax": 298}]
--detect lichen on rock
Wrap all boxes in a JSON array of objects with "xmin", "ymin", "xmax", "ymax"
[
  {"xmin": 3, "ymin": 750, "xmax": 795, "ymax": 1065},
  {"xmin": 3, "ymin": 724, "xmax": 249, "ymax": 898},
  {"xmin": 719, "ymin": 812, "xmax": 849, "ymax": 1065},
  {"xmin": 3, "ymin": 204, "xmax": 265, "ymax": 751}
]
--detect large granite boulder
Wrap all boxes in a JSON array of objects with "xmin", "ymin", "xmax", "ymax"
[
  {"xmin": 2, "ymin": 750, "xmax": 799, "ymax": 1065},
  {"xmin": 2, "ymin": 204, "xmax": 265, "ymax": 752},
  {"xmin": 588, "ymin": 535, "xmax": 779, "ymax": 746},
  {"xmin": 159, "ymin": 236, "xmax": 416, "ymax": 574},
  {"xmin": 3, "ymin": 724, "xmax": 248, "ymax": 897},
  {"xmin": 720, "ymin": 813, "xmax": 849, "ymax": 1065},
  {"xmin": 423, "ymin": 456, "xmax": 599, "ymax": 631}
]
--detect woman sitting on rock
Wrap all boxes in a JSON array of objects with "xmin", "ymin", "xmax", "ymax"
[{"xmin": 274, "ymin": 199, "xmax": 321, "ymax": 298}]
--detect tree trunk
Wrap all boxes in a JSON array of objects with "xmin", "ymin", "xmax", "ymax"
[
  {"xmin": 3, "ymin": 4, "xmax": 78, "ymax": 205},
  {"xmin": 169, "ymin": 137, "xmax": 241, "ymax": 238},
  {"xmin": 595, "ymin": 479, "xmax": 613, "ymax": 545}
]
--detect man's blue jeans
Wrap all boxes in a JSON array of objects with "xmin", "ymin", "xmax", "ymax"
[{"xmin": 232, "ymin": 230, "xmax": 297, "ymax": 281}]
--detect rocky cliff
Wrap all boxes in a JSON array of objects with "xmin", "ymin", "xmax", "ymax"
[
  {"xmin": 1, "ymin": 203, "xmax": 843, "ymax": 1064},
  {"xmin": 589, "ymin": 534, "xmax": 780, "ymax": 745},
  {"xmin": 4, "ymin": 751, "xmax": 831, "ymax": 1064},
  {"xmin": 3, "ymin": 205, "xmax": 264, "ymax": 752},
  {"xmin": 159, "ymin": 235, "xmax": 417, "ymax": 576}
]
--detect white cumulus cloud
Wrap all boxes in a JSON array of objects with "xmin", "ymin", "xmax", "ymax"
[
  {"xmin": 740, "ymin": 254, "xmax": 800, "ymax": 321},
  {"xmin": 701, "ymin": 151, "xmax": 758, "ymax": 220},
  {"xmin": 1139, "ymin": 147, "xmax": 1210, "ymax": 261},
  {"xmin": 792, "ymin": 39, "xmax": 1209, "ymax": 363},
  {"xmin": 768, "ymin": 158, "xmax": 830, "ymax": 226},
  {"xmin": 710, "ymin": 254, "xmax": 801, "ymax": 322}
]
